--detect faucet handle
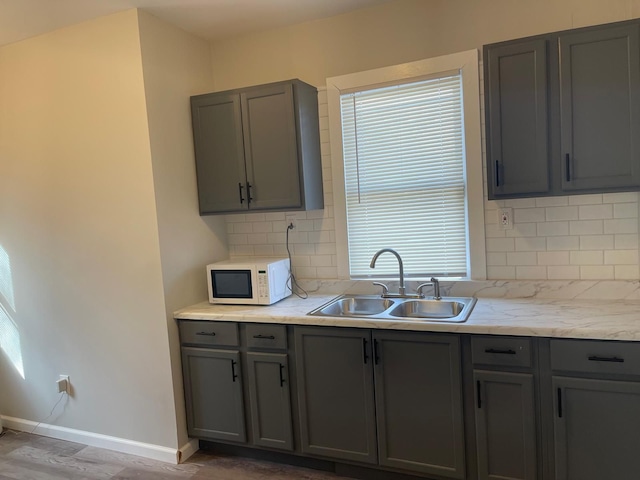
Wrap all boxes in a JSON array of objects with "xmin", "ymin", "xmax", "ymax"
[
  {"xmin": 373, "ymin": 282, "xmax": 389, "ymax": 297},
  {"xmin": 416, "ymin": 282, "xmax": 433, "ymax": 298}
]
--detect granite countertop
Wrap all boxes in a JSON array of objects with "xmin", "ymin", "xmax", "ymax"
[{"xmin": 174, "ymin": 293, "xmax": 640, "ymax": 342}]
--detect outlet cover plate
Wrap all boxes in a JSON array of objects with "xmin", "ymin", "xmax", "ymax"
[{"xmin": 498, "ymin": 208, "xmax": 513, "ymax": 230}]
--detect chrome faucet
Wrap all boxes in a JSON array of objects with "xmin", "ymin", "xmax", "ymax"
[{"xmin": 370, "ymin": 248, "xmax": 406, "ymax": 296}]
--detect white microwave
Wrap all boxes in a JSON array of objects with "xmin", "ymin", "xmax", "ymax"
[{"xmin": 207, "ymin": 257, "xmax": 291, "ymax": 305}]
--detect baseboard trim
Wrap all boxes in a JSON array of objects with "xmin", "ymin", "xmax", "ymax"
[
  {"xmin": 179, "ymin": 438, "xmax": 199, "ymax": 463},
  {"xmin": 1, "ymin": 415, "xmax": 193, "ymax": 464}
]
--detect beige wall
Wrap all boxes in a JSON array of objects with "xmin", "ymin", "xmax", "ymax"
[
  {"xmin": 137, "ymin": 10, "xmax": 228, "ymax": 447},
  {"xmin": 211, "ymin": 0, "xmax": 640, "ymax": 90},
  {"xmin": 0, "ymin": 10, "xmax": 179, "ymax": 448}
]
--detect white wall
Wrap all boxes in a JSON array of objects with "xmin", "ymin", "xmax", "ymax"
[
  {"xmin": 137, "ymin": 10, "xmax": 228, "ymax": 447},
  {"xmin": 0, "ymin": 10, "xmax": 180, "ymax": 449},
  {"xmin": 217, "ymin": 0, "xmax": 640, "ymax": 281}
]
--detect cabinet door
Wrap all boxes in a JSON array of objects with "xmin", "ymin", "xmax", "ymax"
[
  {"xmin": 474, "ymin": 371, "xmax": 537, "ymax": 480},
  {"xmin": 373, "ymin": 331, "xmax": 465, "ymax": 478},
  {"xmin": 553, "ymin": 376, "xmax": 640, "ymax": 480},
  {"xmin": 294, "ymin": 327, "xmax": 377, "ymax": 464},
  {"xmin": 191, "ymin": 93, "xmax": 248, "ymax": 214},
  {"xmin": 241, "ymin": 83, "xmax": 302, "ymax": 210},
  {"xmin": 559, "ymin": 24, "xmax": 640, "ymax": 192},
  {"xmin": 181, "ymin": 347, "xmax": 246, "ymax": 443},
  {"xmin": 246, "ymin": 352, "xmax": 293, "ymax": 451},
  {"xmin": 485, "ymin": 40, "xmax": 549, "ymax": 198}
]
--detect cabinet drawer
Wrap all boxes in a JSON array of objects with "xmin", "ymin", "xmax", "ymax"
[
  {"xmin": 179, "ymin": 321, "xmax": 239, "ymax": 347},
  {"xmin": 472, "ymin": 336, "xmax": 532, "ymax": 368},
  {"xmin": 551, "ymin": 339, "xmax": 640, "ymax": 375},
  {"xmin": 246, "ymin": 324, "xmax": 287, "ymax": 350}
]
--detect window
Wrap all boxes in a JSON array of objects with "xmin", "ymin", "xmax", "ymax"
[{"xmin": 327, "ymin": 50, "xmax": 486, "ymax": 280}]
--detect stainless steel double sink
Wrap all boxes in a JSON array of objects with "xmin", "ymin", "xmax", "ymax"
[{"xmin": 307, "ymin": 294, "xmax": 476, "ymax": 323}]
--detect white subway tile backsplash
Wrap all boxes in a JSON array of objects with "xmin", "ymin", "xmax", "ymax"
[
  {"xmin": 252, "ymin": 222, "xmax": 273, "ymax": 233},
  {"xmin": 487, "ymin": 252, "xmax": 507, "ymax": 266},
  {"xmin": 316, "ymin": 266, "xmax": 338, "ymax": 278},
  {"xmin": 515, "ymin": 237, "xmax": 546, "ymax": 251},
  {"xmin": 228, "ymin": 234, "xmax": 248, "ymax": 245},
  {"xmin": 486, "ymin": 238, "xmax": 515, "ymax": 252},
  {"xmin": 615, "ymin": 265, "xmax": 640, "ymax": 280},
  {"xmin": 580, "ymin": 265, "xmax": 614, "ymax": 280},
  {"xmin": 548, "ymin": 265, "xmax": 580, "ymax": 279},
  {"xmin": 310, "ymin": 255, "xmax": 333, "ymax": 267},
  {"xmin": 615, "ymin": 234, "xmax": 639, "ymax": 250},
  {"xmin": 578, "ymin": 204, "xmax": 613, "ymax": 220},
  {"xmin": 505, "ymin": 223, "xmax": 537, "ymax": 237},
  {"xmin": 487, "ymin": 266, "xmax": 516, "ymax": 279},
  {"xmin": 604, "ymin": 218, "xmax": 638, "ymax": 234},
  {"xmin": 514, "ymin": 208, "xmax": 546, "ymax": 223},
  {"xmin": 546, "ymin": 206, "xmax": 578, "ymax": 221},
  {"xmin": 546, "ymin": 236, "xmax": 579, "ymax": 250},
  {"xmin": 265, "ymin": 212, "xmax": 285, "ymax": 221},
  {"xmin": 247, "ymin": 233, "xmax": 268, "ymax": 244},
  {"xmin": 569, "ymin": 220, "xmax": 603, "ymax": 235},
  {"xmin": 614, "ymin": 202, "xmax": 639, "ymax": 219},
  {"xmin": 603, "ymin": 192, "xmax": 639, "ymax": 203},
  {"xmin": 604, "ymin": 250, "xmax": 639, "ymax": 265},
  {"xmin": 569, "ymin": 194, "xmax": 603, "ymax": 205},
  {"xmin": 505, "ymin": 198, "xmax": 537, "ymax": 208},
  {"xmin": 536, "ymin": 196, "xmax": 569, "ymax": 207},
  {"xmin": 537, "ymin": 251, "xmax": 570, "ymax": 265},
  {"xmin": 516, "ymin": 266, "xmax": 547, "ymax": 280},
  {"xmin": 315, "ymin": 243, "xmax": 337, "ymax": 255},
  {"xmin": 293, "ymin": 244, "xmax": 316, "ymax": 255},
  {"xmin": 570, "ymin": 250, "xmax": 604, "ymax": 265},
  {"xmin": 537, "ymin": 222, "xmax": 570, "ymax": 237},
  {"xmin": 233, "ymin": 223, "xmax": 253, "ymax": 234},
  {"xmin": 579, "ymin": 235, "xmax": 614, "ymax": 250},
  {"xmin": 253, "ymin": 245, "xmax": 275, "ymax": 256},
  {"xmin": 507, "ymin": 252, "xmax": 538, "ymax": 265}
]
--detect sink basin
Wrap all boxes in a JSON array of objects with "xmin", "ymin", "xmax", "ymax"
[
  {"xmin": 308, "ymin": 295, "xmax": 476, "ymax": 323},
  {"xmin": 317, "ymin": 297, "xmax": 395, "ymax": 316},
  {"xmin": 388, "ymin": 300, "xmax": 464, "ymax": 319}
]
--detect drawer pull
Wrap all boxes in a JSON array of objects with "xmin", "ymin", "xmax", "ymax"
[
  {"xmin": 362, "ymin": 338, "xmax": 369, "ymax": 364},
  {"xmin": 253, "ymin": 334, "xmax": 276, "ymax": 340},
  {"xmin": 588, "ymin": 355, "xmax": 624, "ymax": 363},
  {"xmin": 485, "ymin": 348, "xmax": 516, "ymax": 355},
  {"xmin": 476, "ymin": 380, "xmax": 482, "ymax": 409},
  {"xmin": 279, "ymin": 364, "xmax": 285, "ymax": 387},
  {"xmin": 196, "ymin": 331, "xmax": 216, "ymax": 337}
]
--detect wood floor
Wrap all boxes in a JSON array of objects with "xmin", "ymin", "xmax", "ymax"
[{"xmin": 0, "ymin": 430, "xmax": 354, "ymax": 480}]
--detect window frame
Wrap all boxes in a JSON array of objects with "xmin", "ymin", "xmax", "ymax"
[{"xmin": 327, "ymin": 49, "xmax": 486, "ymax": 280}]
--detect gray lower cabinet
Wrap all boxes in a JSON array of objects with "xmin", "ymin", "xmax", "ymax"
[
  {"xmin": 294, "ymin": 327, "xmax": 377, "ymax": 464},
  {"xmin": 181, "ymin": 347, "xmax": 246, "ymax": 443},
  {"xmin": 474, "ymin": 371, "xmax": 537, "ymax": 480},
  {"xmin": 373, "ymin": 331, "xmax": 465, "ymax": 478},
  {"xmin": 191, "ymin": 79, "xmax": 323, "ymax": 215},
  {"xmin": 246, "ymin": 352, "xmax": 294, "ymax": 451},
  {"xmin": 552, "ymin": 377, "xmax": 640, "ymax": 480},
  {"xmin": 295, "ymin": 327, "xmax": 466, "ymax": 478}
]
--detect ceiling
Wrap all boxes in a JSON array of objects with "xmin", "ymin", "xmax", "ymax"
[{"xmin": 0, "ymin": 0, "xmax": 395, "ymax": 47}]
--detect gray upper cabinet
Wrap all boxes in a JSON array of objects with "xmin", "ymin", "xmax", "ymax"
[
  {"xmin": 373, "ymin": 331, "xmax": 465, "ymax": 479},
  {"xmin": 485, "ymin": 19, "xmax": 640, "ymax": 199},
  {"xmin": 486, "ymin": 40, "xmax": 549, "ymax": 198},
  {"xmin": 559, "ymin": 24, "xmax": 640, "ymax": 192},
  {"xmin": 294, "ymin": 327, "xmax": 378, "ymax": 464},
  {"xmin": 191, "ymin": 79, "xmax": 323, "ymax": 215}
]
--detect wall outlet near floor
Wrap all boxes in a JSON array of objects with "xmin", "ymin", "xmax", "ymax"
[
  {"xmin": 57, "ymin": 375, "xmax": 70, "ymax": 394},
  {"xmin": 498, "ymin": 208, "xmax": 513, "ymax": 230}
]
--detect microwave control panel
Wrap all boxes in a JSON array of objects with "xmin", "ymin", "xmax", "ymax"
[{"xmin": 257, "ymin": 270, "xmax": 269, "ymax": 301}]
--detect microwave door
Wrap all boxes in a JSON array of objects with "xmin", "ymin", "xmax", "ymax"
[{"xmin": 211, "ymin": 270, "xmax": 253, "ymax": 298}]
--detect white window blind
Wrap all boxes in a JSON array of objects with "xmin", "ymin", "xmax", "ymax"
[{"xmin": 340, "ymin": 74, "xmax": 467, "ymax": 278}]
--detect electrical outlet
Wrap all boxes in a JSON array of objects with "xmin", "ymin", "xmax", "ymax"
[
  {"xmin": 498, "ymin": 208, "xmax": 513, "ymax": 230},
  {"xmin": 57, "ymin": 375, "xmax": 70, "ymax": 394},
  {"xmin": 285, "ymin": 213, "xmax": 296, "ymax": 229}
]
